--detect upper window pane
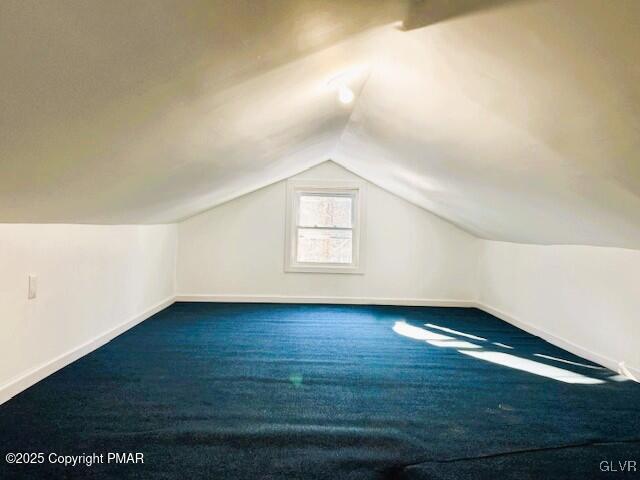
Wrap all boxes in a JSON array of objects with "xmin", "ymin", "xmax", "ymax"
[{"xmin": 298, "ymin": 194, "xmax": 352, "ymax": 228}]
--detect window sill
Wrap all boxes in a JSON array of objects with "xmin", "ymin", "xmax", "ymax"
[{"xmin": 284, "ymin": 264, "xmax": 364, "ymax": 275}]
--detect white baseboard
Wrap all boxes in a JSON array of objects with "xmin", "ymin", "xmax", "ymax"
[
  {"xmin": 175, "ymin": 294, "xmax": 475, "ymax": 308},
  {"xmin": 474, "ymin": 302, "xmax": 639, "ymax": 381},
  {"xmin": 0, "ymin": 296, "xmax": 175, "ymax": 406}
]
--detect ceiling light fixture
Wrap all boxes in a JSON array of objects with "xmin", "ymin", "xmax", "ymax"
[
  {"xmin": 338, "ymin": 85, "xmax": 354, "ymax": 104},
  {"xmin": 326, "ymin": 65, "xmax": 368, "ymax": 105}
]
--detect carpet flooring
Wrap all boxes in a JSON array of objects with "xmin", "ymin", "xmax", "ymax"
[{"xmin": 1, "ymin": 303, "xmax": 638, "ymax": 479}]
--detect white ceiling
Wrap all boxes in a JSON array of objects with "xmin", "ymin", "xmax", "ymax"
[{"xmin": 2, "ymin": 0, "xmax": 640, "ymax": 248}]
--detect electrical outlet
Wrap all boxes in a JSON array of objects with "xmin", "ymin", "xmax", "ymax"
[{"xmin": 28, "ymin": 275, "xmax": 37, "ymax": 299}]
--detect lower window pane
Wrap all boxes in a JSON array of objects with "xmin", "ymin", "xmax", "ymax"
[{"xmin": 297, "ymin": 228, "xmax": 353, "ymax": 264}]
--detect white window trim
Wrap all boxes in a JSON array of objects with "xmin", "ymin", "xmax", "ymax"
[{"xmin": 284, "ymin": 178, "xmax": 366, "ymax": 274}]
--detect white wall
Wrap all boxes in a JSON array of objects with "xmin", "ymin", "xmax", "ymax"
[
  {"xmin": 477, "ymin": 240, "xmax": 640, "ymax": 378},
  {"xmin": 0, "ymin": 223, "xmax": 177, "ymax": 401},
  {"xmin": 177, "ymin": 162, "xmax": 479, "ymax": 303}
]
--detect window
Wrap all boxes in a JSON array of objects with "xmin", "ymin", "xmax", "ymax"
[{"xmin": 285, "ymin": 179, "xmax": 365, "ymax": 273}]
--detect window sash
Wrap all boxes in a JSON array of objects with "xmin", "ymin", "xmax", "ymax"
[
  {"xmin": 294, "ymin": 192, "xmax": 356, "ymax": 265},
  {"xmin": 296, "ymin": 192, "xmax": 354, "ymax": 229},
  {"xmin": 295, "ymin": 227, "xmax": 353, "ymax": 264},
  {"xmin": 285, "ymin": 180, "xmax": 364, "ymax": 274}
]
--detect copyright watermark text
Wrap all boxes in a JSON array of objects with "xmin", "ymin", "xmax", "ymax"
[{"xmin": 5, "ymin": 452, "xmax": 144, "ymax": 467}]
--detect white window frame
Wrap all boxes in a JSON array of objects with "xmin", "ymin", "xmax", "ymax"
[{"xmin": 285, "ymin": 179, "xmax": 365, "ymax": 274}]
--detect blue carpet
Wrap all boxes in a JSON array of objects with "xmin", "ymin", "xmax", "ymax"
[{"xmin": 1, "ymin": 303, "xmax": 638, "ymax": 479}]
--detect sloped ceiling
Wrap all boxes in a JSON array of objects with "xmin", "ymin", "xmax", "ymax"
[{"xmin": 2, "ymin": 0, "xmax": 640, "ymax": 248}]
